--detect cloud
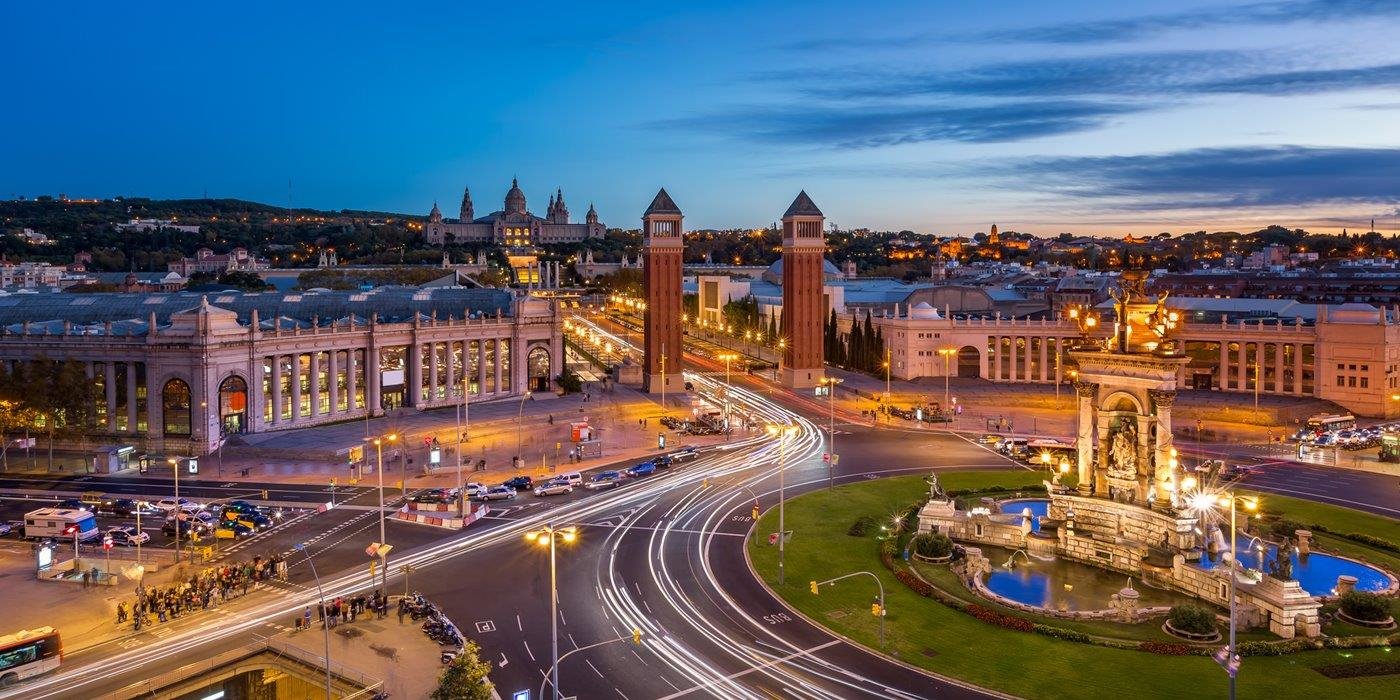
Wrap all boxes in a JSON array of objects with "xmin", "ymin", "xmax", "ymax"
[
  {"xmin": 786, "ymin": 0, "xmax": 1400, "ymax": 50},
  {"xmin": 654, "ymin": 100, "xmax": 1146, "ymax": 148},
  {"xmin": 1194, "ymin": 63, "xmax": 1400, "ymax": 95},
  {"xmin": 987, "ymin": 146, "xmax": 1400, "ymax": 211}
]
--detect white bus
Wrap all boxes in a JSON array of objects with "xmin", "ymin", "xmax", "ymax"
[
  {"xmin": 0, "ymin": 627, "xmax": 62, "ymax": 686},
  {"xmin": 1302, "ymin": 413, "xmax": 1356, "ymax": 437},
  {"xmin": 23, "ymin": 507, "xmax": 100, "ymax": 541}
]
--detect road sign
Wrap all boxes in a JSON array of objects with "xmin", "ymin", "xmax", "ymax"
[
  {"xmin": 822, "ymin": 453, "xmax": 830, "ymax": 463},
  {"xmin": 103, "ymin": 535, "xmax": 113, "ymax": 550},
  {"xmin": 187, "ymin": 458, "xmax": 199, "ymax": 474}
]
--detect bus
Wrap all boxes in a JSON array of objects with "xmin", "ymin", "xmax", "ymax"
[
  {"xmin": 1300, "ymin": 413, "xmax": 1356, "ymax": 439},
  {"xmin": 0, "ymin": 627, "xmax": 62, "ymax": 686}
]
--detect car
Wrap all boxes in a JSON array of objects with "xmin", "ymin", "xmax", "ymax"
[
  {"xmin": 221, "ymin": 501, "xmax": 263, "ymax": 517},
  {"xmin": 221, "ymin": 508, "xmax": 272, "ymax": 530},
  {"xmin": 669, "ymin": 448, "xmax": 699, "ymax": 463},
  {"xmin": 463, "ymin": 482, "xmax": 488, "ymax": 499},
  {"xmin": 979, "ymin": 434, "xmax": 1004, "ymax": 446},
  {"xmin": 626, "ymin": 461, "xmax": 657, "ymax": 477},
  {"xmin": 105, "ymin": 525, "xmax": 150, "ymax": 546},
  {"xmin": 155, "ymin": 497, "xmax": 201, "ymax": 514},
  {"xmin": 533, "ymin": 480, "xmax": 573, "ymax": 497},
  {"xmin": 214, "ymin": 521, "xmax": 254, "ymax": 539},
  {"xmin": 0, "ymin": 521, "xmax": 17, "ymax": 537},
  {"xmin": 501, "ymin": 476, "xmax": 534, "ymax": 491},
  {"xmin": 479, "ymin": 486, "xmax": 517, "ymax": 501},
  {"xmin": 161, "ymin": 518, "xmax": 208, "ymax": 537},
  {"xmin": 586, "ymin": 471, "xmax": 622, "ymax": 490},
  {"xmin": 411, "ymin": 488, "xmax": 457, "ymax": 504},
  {"xmin": 56, "ymin": 499, "xmax": 91, "ymax": 512}
]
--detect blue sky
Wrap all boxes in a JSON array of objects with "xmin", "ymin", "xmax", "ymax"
[{"xmin": 5, "ymin": 0, "xmax": 1400, "ymax": 235}]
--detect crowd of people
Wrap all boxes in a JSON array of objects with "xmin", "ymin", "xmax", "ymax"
[
  {"xmin": 298, "ymin": 591, "xmax": 389, "ymax": 630},
  {"xmin": 115, "ymin": 555, "xmax": 288, "ymax": 631}
]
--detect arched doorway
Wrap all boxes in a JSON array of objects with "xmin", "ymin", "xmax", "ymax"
[
  {"xmin": 957, "ymin": 346, "xmax": 981, "ymax": 378},
  {"xmin": 527, "ymin": 346, "xmax": 552, "ymax": 393},
  {"xmin": 219, "ymin": 375, "xmax": 248, "ymax": 435},
  {"xmin": 162, "ymin": 378, "xmax": 192, "ymax": 437}
]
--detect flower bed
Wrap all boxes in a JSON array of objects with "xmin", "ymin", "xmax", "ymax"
[{"xmin": 1161, "ymin": 619, "xmax": 1222, "ymax": 643}]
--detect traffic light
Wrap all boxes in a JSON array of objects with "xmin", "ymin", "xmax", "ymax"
[
  {"xmin": 809, "ymin": 581, "xmax": 819, "ymax": 595},
  {"xmin": 752, "ymin": 504, "xmax": 760, "ymax": 521},
  {"xmin": 871, "ymin": 603, "xmax": 882, "ymax": 617},
  {"xmin": 632, "ymin": 628, "xmax": 642, "ymax": 645},
  {"xmin": 261, "ymin": 489, "xmax": 269, "ymax": 500}
]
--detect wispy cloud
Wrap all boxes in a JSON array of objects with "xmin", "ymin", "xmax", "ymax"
[
  {"xmin": 653, "ymin": 100, "xmax": 1145, "ymax": 148},
  {"xmin": 786, "ymin": 0, "xmax": 1400, "ymax": 51},
  {"xmin": 986, "ymin": 146, "xmax": 1400, "ymax": 211}
]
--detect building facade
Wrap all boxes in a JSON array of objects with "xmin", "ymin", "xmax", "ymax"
[
  {"xmin": 867, "ymin": 300, "xmax": 1400, "ymax": 418},
  {"xmin": 168, "ymin": 247, "xmax": 270, "ymax": 276},
  {"xmin": 0, "ymin": 288, "xmax": 562, "ymax": 456},
  {"xmin": 423, "ymin": 179, "xmax": 605, "ymax": 246}
]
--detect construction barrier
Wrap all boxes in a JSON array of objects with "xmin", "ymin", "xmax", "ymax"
[{"xmin": 393, "ymin": 503, "xmax": 489, "ymax": 530}]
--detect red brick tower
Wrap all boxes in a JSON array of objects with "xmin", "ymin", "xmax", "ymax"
[
  {"xmin": 642, "ymin": 189, "xmax": 684, "ymax": 395},
  {"xmin": 780, "ymin": 191, "xmax": 826, "ymax": 388}
]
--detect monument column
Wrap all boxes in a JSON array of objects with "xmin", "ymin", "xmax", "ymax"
[
  {"xmin": 271, "ymin": 356, "xmax": 283, "ymax": 424},
  {"xmin": 1075, "ymin": 381, "xmax": 1097, "ymax": 494},
  {"xmin": 642, "ymin": 189, "xmax": 685, "ymax": 395},
  {"xmin": 780, "ymin": 191, "xmax": 827, "ymax": 388},
  {"xmin": 1150, "ymin": 389, "xmax": 1176, "ymax": 507},
  {"xmin": 328, "ymin": 349, "xmax": 340, "ymax": 414},
  {"xmin": 1218, "ymin": 342, "xmax": 1229, "ymax": 390},
  {"xmin": 309, "ymin": 351, "xmax": 321, "ymax": 417}
]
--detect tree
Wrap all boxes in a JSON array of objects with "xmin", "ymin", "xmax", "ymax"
[{"xmin": 432, "ymin": 641, "xmax": 493, "ymax": 700}]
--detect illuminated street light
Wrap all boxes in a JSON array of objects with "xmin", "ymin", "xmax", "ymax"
[{"xmin": 528, "ymin": 524, "xmax": 579, "ymax": 700}]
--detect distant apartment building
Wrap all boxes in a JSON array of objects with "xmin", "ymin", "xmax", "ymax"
[
  {"xmin": 168, "ymin": 247, "xmax": 270, "ymax": 276},
  {"xmin": 0, "ymin": 261, "xmax": 66, "ymax": 288},
  {"xmin": 118, "ymin": 218, "xmax": 202, "ymax": 234}
]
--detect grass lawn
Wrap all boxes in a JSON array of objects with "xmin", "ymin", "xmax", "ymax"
[{"xmin": 748, "ymin": 473, "xmax": 1400, "ymax": 700}]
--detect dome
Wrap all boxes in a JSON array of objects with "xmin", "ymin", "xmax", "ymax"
[
  {"xmin": 909, "ymin": 301, "xmax": 942, "ymax": 320},
  {"xmin": 504, "ymin": 178, "xmax": 527, "ymax": 214}
]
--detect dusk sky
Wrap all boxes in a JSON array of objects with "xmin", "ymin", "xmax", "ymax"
[{"xmin": 6, "ymin": 0, "xmax": 1400, "ymax": 235}]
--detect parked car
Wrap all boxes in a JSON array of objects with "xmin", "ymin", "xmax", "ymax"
[
  {"xmin": 533, "ymin": 480, "xmax": 573, "ymax": 497},
  {"xmin": 626, "ymin": 461, "xmax": 657, "ymax": 477},
  {"xmin": 586, "ymin": 471, "xmax": 622, "ymax": 490},
  {"xmin": 105, "ymin": 525, "xmax": 150, "ymax": 546},
  {"xmin": 0, "ymin": 521, "xmax": 17, "ymax": 537},
  {"xmin": 479, "ymin": 486, "xmax": 517, "ymax": 501},
  {"xmin": 501, "ymin": 476, "xmax": 534, "ymax": 491}
]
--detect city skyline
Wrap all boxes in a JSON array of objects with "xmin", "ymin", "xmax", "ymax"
[{"xmin": 5, "ymin": 0, "xmax": 1400, "ymax": 235}]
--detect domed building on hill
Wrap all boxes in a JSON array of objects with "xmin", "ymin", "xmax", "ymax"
[{"xmin": 422, "ymin": 179, "xmax": 605, "ymax": 247}]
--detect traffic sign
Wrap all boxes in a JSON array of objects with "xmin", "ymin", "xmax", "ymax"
[{"xmin": 102, "ymin": 535, "xmax": 113, "ymax": 551}]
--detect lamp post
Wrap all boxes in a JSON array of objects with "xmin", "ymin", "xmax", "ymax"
[
  {"xmin": 718, "ymin": 352, "xmax": 738, "ymax": 437},
  {"xmin": 527, "ymin": 524, "xmax": 578, "ymax": 700},
  {"xmin": 883, "ymin": 348, "xmax": 891, "ymax": 400},
  {"xmin": 938, "ymin": 347, "xmax": 956, "ymax": 417},
  {"xmin": 515, "ymin": 390, "xmax": 532, "ymax": 470},
  {"xmin": 294, "ymin": 542, "xmax": 333, "ymax": 700},
  {"xmin": 166, "ymin": 457, "xmax": 181, "ymax": 563},
  {"xmin": 766, "ymin": 424, "xmax": 799, "ymax": 585},
  {"xmin": 367, "ymin": 432, "xmax": 397, "ymax": 591},
  {"xmin": 811, "ymin": 571, "xmax": 886, "ymax": 646},
  {"xmin": 456, "ymin": 374, "xmax": 469, "ymax": 518},
  {"xmin": 1215, "ymin": 491, "xmax": 1258, "ymax": 700},
  {"xmin": 820, "ymin": 377, "xmax": 843, "ymax": 489}
]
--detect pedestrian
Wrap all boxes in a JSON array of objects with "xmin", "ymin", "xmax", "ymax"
[
  {"xmin": 115, "ymin": 602, "xmax": 126, "ymax": 624},
  {"xmin": 303, "ymin": 606, "xmax": 312, "ymax": 630},
  {"xmin": 397, "ymin": 597, "xmax": 406, "ymax": 624}
]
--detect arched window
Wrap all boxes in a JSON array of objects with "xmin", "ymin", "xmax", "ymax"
[
  {"xmin": 162, "ymin": 378, "xmax": 192, "ymax": 436},
  {"xmin": 219, "ymin": 375, "xmax": 248, "ymax": 434}
]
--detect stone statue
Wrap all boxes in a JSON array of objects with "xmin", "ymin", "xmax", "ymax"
[
  {"xmin": 1268, "ymin": 538, "xmax": 1295, "ymax": 581},
  {"xmin": 1108, "ymin": 421, "xmax": 1138, "ymax": 478},
  {"xmin": 927, "ymin": 472, "xmax": 946, "ymax": 500}
]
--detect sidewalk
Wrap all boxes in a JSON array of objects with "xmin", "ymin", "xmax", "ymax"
[{"xmin": 279, "ymin": 608, "xmax": 446, "ymax": 700}]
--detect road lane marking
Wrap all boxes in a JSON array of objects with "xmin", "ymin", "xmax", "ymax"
[
  {"xmin": 523, "ymin": 639, "xmax": 536, "ymax": 661},
  {"xmin": 654, "ymin": 640, "xmax": 841, "ymax": 700},
  {"xmin": 586, "ymin": 658, "xmax": 605, "ymax": 678}
]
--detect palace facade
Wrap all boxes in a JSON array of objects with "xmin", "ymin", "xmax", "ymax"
[
  {"xmin": 0, "ymin": 288, "xmax": 562, "ymax": 456},
  {"xmin": 423, "ymin": 179, "xmax": 605, "ymax": 246}
]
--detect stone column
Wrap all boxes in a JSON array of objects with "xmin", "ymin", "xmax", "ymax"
[
  {"xmin": 309, "ymin": 351, "xmax": 321, "ymax": 417},
  {"xmin": 1075, "ymin": 381, "xmax": 1097, "ymax": 494},
  {"xmin": 126, "ymin": 365, "xmax": 137, "ymax": 432},
  {"xmin": 1274, "ymin": 343, "xmax": 1284, "ymax": 393},
  {"xmin": 290, "ymin": 353, "xmax": 302, "ymax": 420},
  {"xmin": 1218, "ymin": 342, "xmax": 1229, "ymax": 390},
  {"xmin": 444, "ymin": 341, "xmax": 456, "ymax": 398},
  {"xmin": 1150, "ymin": 389, "xmax": 1176, "ymax": 506},
  {"xmin": 495, "ymin": 339, "xmax": 505, "ymax": 394},
  {"xmin": 367, "ymin": 347, "xmax": 381, "ymax": 413},
  {"xmin": 1236, "ymin": 342, "xmax": 1247, "ymax": 391},
  {"xmin": 104, "ymin": 362, "xmax": 117, "ymax": 432},
  {"xmin": 428, "ymin": 341, "xmax": 440, "ymax": 402},
  {"xmin": 408, "ymin": 343, "xmax": 423, "ymax": 407},
  {"xmin": 1294, "ymin": 344, "xmax": 1304, "ymax": 395},
  {"xmin": 346, "ymin": 349, "xmax": 357, "ymax": 411},
  {"xmin": 1039, "ymin": 337, "xmax": 1049, "ymax": 382},
  {"xmin": 271, "ymin": 356, "xmax": 283, "ymax": 424},
  {"xmin": 991, "ymin": 338, "xmax": 1001, "ymax": 381},
  {"xmin": 328, "ymin": 349, "xmax": 340, "ymax": 414},
  {"xmin": 478, "ymin": 341, "xmax": 489, "ymax": 395},
  {"xmin": 1008, "ymin": 338, "xmax": 1018, "ymax": 382}
]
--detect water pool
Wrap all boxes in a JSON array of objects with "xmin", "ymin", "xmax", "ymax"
[
  {"xmin": 1195, "ymin": 535, "xmax": 1392, "ymax": 597},
  {"xmin": 998, "ymin": 498, "xmax": 1049, "ymax": 533},
  {"xmin": 980, "ymin": 545, "xmax": 1197, "ymax": 611}
]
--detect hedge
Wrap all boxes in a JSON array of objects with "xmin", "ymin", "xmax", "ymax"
[
  {"xmin": 1313, "ymin": 659, "xmax": 1400, "ymax": 679},
  {"xmin": 1339, "ymin": 591, "xmax": 1391, "ymax": 622}
]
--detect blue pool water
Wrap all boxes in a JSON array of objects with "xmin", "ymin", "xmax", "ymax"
[
  {"xmin": 1195, "ymin": 535, "xmax": 1392, "ymax": 597},
  {"xmin": 980, "ymin": 545, "xmax": 1197, "ymax": 611},
  {"xmin": 999, "ymin": 498, "xmax": 1049, "ymax": 533}
]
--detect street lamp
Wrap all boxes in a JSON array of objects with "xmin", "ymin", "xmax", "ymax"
[
  {"xmin": 515, "ymin": 390, "xmax": 533, "ymax": 469},
  {"xmin": 938, "ymin": 347, "xmax": 957, "ymax": 416},
  {"xmin": 718, "ymin": 352, "xmax": 738, "ymax": 437},
  {"xmin": 1213, "ymin": 491, "xmax": 1259, "ymax": 700},
  {"xmin": 366, "ymin": 432, "xmax": 398, "ymax": 591},
  {"xmin": 882, "ymin": 348, "xmax": 891, "ymax": 400},
  {"xmin": 766, "ymin": 424, "xmax": 799, "ymax": 585},
  {"xmin": 528, "ymin": 524, "xmax": 578, "ymax": 700},
  {"xmin": 456, "ymin": 374, "xmax": 470, "ymax": 518},
  {"xmin": 819, "ymin": 377, "xmax": 843, "ymax": 488},
  {"xmin": 294, "ymin": 542, "xmax": 334, "ymax": 700},
  {"xmin": 166, "ymin": 457, "xmax": 182, "ymax": 563}
]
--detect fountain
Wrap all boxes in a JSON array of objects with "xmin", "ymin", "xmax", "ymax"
[{"xmin": 917, "ymin": 277, "xmax": 1396, "ymax": 637}]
